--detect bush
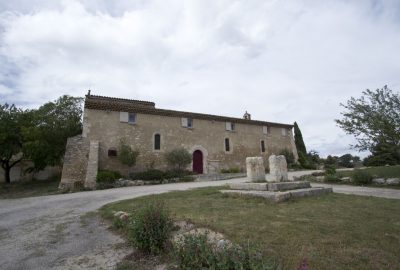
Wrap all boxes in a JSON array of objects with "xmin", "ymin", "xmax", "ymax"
[
  {"xmin": 352, "ymin": 170, "xmax": 373, "ymax": 185},
  {"xmin": 118, "ymin": 139, "xmax": 139, "ymax": 169},
  {"xmin": 279, "ymin": 149, "xmax": 295, "ymax": 167},
  {"xmin": 324, "ymin": 164, "xmax": 336, "ymax": 176},
  {"xmin": 165, "ymin": 148, "xmax": 192, "ymax": 170},
  {"xmin": 175, "ymin": 232, "xmax": 273, "ymax": 270},
  {"xmin": 97, "ymin": 170, "xmax": 122, "ymax": 183},
  {"xmin": 221, "ymin": 167, "xmax": 241, "ymax": 173},
  {"xmin": 130, "ymin": 169, "xmax": 193, "ymax": 181},
  {"xmin": 130, "ymin": 169, "xmax": 165, "ymax": 181},
  {"xmin": 324, "ymin": 174, "xmax": 340, "ymax": 183},
  {"xmin": 128, "ymin": 202, "xmax": 173, "ymax": 255}
]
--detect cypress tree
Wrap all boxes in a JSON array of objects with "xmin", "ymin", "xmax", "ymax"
[{"xmin": 294, "ymin": 122, "xmax": 307, "ymax": 155}]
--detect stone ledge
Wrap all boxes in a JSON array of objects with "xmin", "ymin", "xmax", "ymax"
[
  {"xmin": 267, "ymin": 181, "xmax": 311, "ymax": 191},
  {"xmin": 220, "ymin": 187, "xmax": 332, "ymax": 203},
  {"xmin": 229, "ymin": 183, "xmax": 268, "ymax": 191}
]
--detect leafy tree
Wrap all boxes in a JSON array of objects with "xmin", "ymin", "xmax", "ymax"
[
  {"xmin": 165, "ymin": 148, "xmax": 192, "ymax": 171},
  {"xmin": 294, "ymin": 122, "xmax": 307, "ymax": 156},
  {"xmin": 22, "ymin": 95, "xmax": 83, "ymax": 171},
  {"xmin": 0, "ymin": 104, "xmax": 25, "ymax": 183},
  {"xmin": 336, "ymin": 85, "xmax": 400, "ymax": 165},
  {"xmin": 118, "ymin": 139, "xmax": 139, "ymax": 172}
]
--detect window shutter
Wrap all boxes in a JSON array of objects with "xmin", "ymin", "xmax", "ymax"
[
  {"xmin": 120, "ymin": 112, "xmax": 129, "ymax": 122},
  {"xmin": 281, "ymin": 128, "xmax": 287, "ymax": 136},
  {"xmin": 225, "ymin": 122, "xmax": 231, "ymax": 131},
  {"xmin": 263, "ymin": 126, "xmax": 268, "ymax": 134},
  {"xmin": 181, "ymin": 118, "xmax": 188, "ymax": 127}
]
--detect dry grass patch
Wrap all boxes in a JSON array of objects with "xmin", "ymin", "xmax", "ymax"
[{"xmin": 101, "ymin": 187, "xmax": 400, "ymax": 269}]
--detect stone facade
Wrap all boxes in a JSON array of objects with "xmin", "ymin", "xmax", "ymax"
[{"xmin": 60, "ymin": 94, "xmax": 298, "ymax": 188}]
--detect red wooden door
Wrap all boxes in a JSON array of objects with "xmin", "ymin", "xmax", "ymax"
[{"xmin": 192, "ymin": 150, "xmax": 203, "ymax": 174}]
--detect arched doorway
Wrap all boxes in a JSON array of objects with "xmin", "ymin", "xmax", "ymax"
[{"xmin": 192, "ymin": 150, "xmax": 203, "ymax": 174}]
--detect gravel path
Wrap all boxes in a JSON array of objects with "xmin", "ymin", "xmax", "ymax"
[{"xmin": 1, "ymin": 170, "xmax": 399, "ymax": 270}]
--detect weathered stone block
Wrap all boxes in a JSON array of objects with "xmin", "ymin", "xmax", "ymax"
[
  {"xmin": 372, "ymin": 178, "xmax": 386, "ymax": 185},
  {"xmin": 268, "ymin": 155, "xmax": 288, "ymax": 182},
  {"xmin": 386, "ymin": 178, "xmax": 400, "ymax": 185},
  {"xmin": 246, "ymin": 157, "xmax": 265, "ymax": 182}
]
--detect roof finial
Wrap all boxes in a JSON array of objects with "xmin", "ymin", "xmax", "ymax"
[
  {"xmin": 243, "ymin": 111, "xmax": 251, "ymax": 120},
  {"xmin": 87, "ymin": 89, "xmax": 91, "ymax": 96}
]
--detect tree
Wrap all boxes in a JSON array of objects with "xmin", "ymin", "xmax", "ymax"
[
  {"xmin": 22, "ymin": 95, "xmax": 83, "ymax": 171},
  {"xmin": 336, "ymin": 86, "xmax": 400, "ymax": 165},
  {"xmin": 118, "ymin": 139, "xmax": 139, "ymax": 173},
  {"xmin": 0, "ymin": 104, "xmax": 25, "ymax": 183},
  {"xmin": 294, "ymin": 122, "xmax": 307, "ymax": 156},
  {"xmin": 165, "ymin": 148, "xmax": 192, "ymax": 171}
]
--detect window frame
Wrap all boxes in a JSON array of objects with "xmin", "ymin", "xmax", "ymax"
[
  {"xmin": 261, "ymin": 140, "xmax": 266, "ymax": 153},
  {"xmin": 154, "ymin": 133, "xmax": 161, "ymax": 150},
  {"xmin": 224, "ymin": 138, "xmax": 231, "ymax": 152},
  {"xmin": 128, "ymin": 113, "xmax": 136, "ymax": 124}
]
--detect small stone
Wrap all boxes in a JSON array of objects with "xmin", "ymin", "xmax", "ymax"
[
  {"xmin": 340, "ymin": 177, "xmax": 351, "ymax": 182},
  {"xmin": 386, "ymin": 178, "xmax": 400, "ymax": 185},
  {"xmin": 372, "ymin": 178, "xmax": 386, "ymax": 184}
]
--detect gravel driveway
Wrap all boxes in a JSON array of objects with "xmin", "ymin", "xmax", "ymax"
[{"xmin": 1, "ymin": 171, "xmax": 399, "ymax": 270}]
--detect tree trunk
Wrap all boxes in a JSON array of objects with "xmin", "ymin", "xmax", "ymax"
[{"xmin": 4, "ymin": 166, "xmax": 11, "ymax": 184}]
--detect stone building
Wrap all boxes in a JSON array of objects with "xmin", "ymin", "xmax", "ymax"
[{"xmin": 59, "ymin": 92, "xmax": 298, "ymax": 189}]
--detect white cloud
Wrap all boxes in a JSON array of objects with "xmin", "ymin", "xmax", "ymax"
[{"xmin": 1, "ymin": 0, "xmax": 400, "ymax": 157}]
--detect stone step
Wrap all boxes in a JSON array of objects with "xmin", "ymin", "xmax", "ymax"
[
  {"xmin": 220, "ymin": 187, "xmax": 332, "ymax": 203},
  {"xmin": 229, "ymin": 181, "xmax": 311, "ymax": 192},
  {"xmin": 267, "ymin": 181, "xmax": 311, "ymax": 191}
]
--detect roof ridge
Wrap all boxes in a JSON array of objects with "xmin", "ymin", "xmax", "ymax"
[{"xmin": 86, "ymin": 94, "xmax": 155, "ymax": 106}]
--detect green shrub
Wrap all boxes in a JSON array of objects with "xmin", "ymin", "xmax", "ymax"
[
  {"xmin": 96, "ymin": 170, "xmax": 122, "ymax": 183},
  {"xmin": 128, "ymin": 202, "xmax": 173, "ymax": 255},
  {"xmin": 324, "ymin": 164, "xmax": 336, "ymax": 176},
  {"xmin": 221, "ymin": 167, "xmax": 241, "ymax": 173},
  {"xmin": 165, "ymin": 148, "xmax": 192, "ymax": 170},
  {"xmin": 324, "ymin": 174, "xmax": 340, "ymax": 183},
  {"xmin": 279, "ymin": 149, "xmax": 295, "ymax": 167},
  {"xmin": 352, "ymin": 170, "xmax": 373, "ymax": 185},
  {"xmin": 118, "ymin": 139, "xmax": 139, "ymax": 169},
  {"xmin": 175, "ymin": 232, "xmax": 273, "ymax": 270},
  {"xmin": 130, "ymin": 169, "xmax": 164, "ymax": 181}
]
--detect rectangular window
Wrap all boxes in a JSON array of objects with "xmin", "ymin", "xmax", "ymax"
[
  {"xmin": 128, "ymin": 113, "xmax": 136, "ymax": 124},
  {"xmin": 261, "ymin": 140, "xmax": 265, "ymax": 152},
  {"xmin": 108, "ymin": 149, "xmax": 117, "ymax": 157},
  {"xmin": 187, "ymin": 118, "xmax": 193, "ymax": 128},
  {"xmin": 181, "ymin": 117, "xmax": 193, "ymax": 128},
  {"xmin": 120, "ymin": 112, "xmax": 129, "ymax": 122},
  {"xmin": 226, "ymin": 122, "xmax": 235, "ymax": 131},
  {"xmin": 263, "ymin": 126, "xmax": 271, "ymax": 134},
  {"xmin": 154, "ymin": 134, "xmax": 161, "ymax": 150},
  {"xmin": 225, "ymin": 138, "xmax": 230, "ymax": 152},
  {"xmin": 281, "ymin": 128, "xmax": 287, "ymax": 136}
]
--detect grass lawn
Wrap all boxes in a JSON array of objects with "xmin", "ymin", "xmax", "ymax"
[
  {"xmin": 0, "ymin": 177, "xmax": 61, "ymax": 199},
  {"xmin": 101, "ymin": 187, "xmax": 400, "ymax": 270},
  {"xmin": 337, "ymin": 165, "xmax": 400, "ymax": 179}
]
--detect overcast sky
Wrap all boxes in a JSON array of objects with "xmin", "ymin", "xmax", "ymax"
[{"xmin": 1, "ymin": 0, "xmax": 399, "ymax": 158}]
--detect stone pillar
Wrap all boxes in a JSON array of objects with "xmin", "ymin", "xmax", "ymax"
[
  {"xmin": 268, "ymin": 155, "xmax": 289, "ymax": 182},
  {"xmin": 246, "ymin": 157, "xmax": 266, "ymax": 182},
  {"xmin": 84, "ymin": 140, "xmax": 99, "ymax": 189}
]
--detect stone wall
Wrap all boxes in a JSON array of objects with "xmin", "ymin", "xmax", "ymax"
[
  {"xmin": 83, "ymin": 108, "xmax": 298, "ymax": 176},
  {"xmin": 59, "ymin": 135, "xmax": 90, "ymax": 189},
  {"xmin": 0, "ymin": 162, "xmax": 61, "ymax": 183}
]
